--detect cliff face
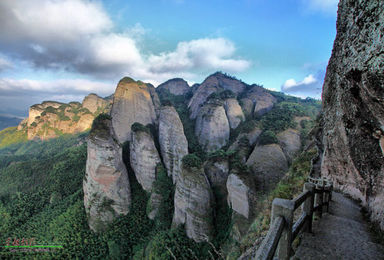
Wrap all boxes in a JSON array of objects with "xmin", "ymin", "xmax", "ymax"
[
  {"xmin": 172, "ymin": 163, "xmax": 214, "ymax": 242},
  {"xmin": 158, "ymin": 106, "xmax": 189, "ymax": 183},
  {"xmin": 83, "ymin": 116, "xmax": 131, "ymax": 232},
  {"xmin": 20, "ymin": 94, "xmax": 110, "ymax": 140},
  {"xmin": 111, "ymin": 77, "xmax": 158, "ymax": 143},
  {"xmin": 321, "ymin": 0, "xmax": 384, "ymax": 228},
  {"xmin": 130, "ymin": 126, "xmax": 161, "ymax": 192},
  {"xmin": 157, "ymin": 78, "xmax": 191, "ymax": 96}
]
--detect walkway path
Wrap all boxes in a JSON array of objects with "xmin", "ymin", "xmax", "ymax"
[{"xmin": 293, "ymin": 192, "xmax": 384, "ymax": 259}]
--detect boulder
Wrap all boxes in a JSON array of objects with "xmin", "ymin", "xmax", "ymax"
[
  {"xmin": 157, "ymin": 78, "xmax": 191, "ymax": 96},
  {"xmin": 277, "ymin": 128, "xmax": 301, "ymax": 163},
  {"xmin": 246, "ymin": 144, "xmax": 288, "ymax": 191},
  {"xmin": 83, "ymin": 116, "xmax": 131, "ymax": 232},
  {"xmin": 158, "ymin": 106, "xmax": 189, "ymax": 183},
  {"xmin": 204, "ymin": 158, "xmax": 229, "ymax": 190}
]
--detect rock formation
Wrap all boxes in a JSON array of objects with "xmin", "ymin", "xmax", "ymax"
[
  {"xmin": 173, "ymin": 162, "xmax": 214, "ymax": 242},
  {"xmin": 226, "ymin": 173, "xmax": 257, "ymax": 219},
  {"xmin": 83, "ymin": 115, "xmax": 131, "ymax": 232},
  {"xmin": 204, "ymin": 158, "xmax": 229, "ymax": 191},
  {"xmin": 320, "ymin": 0, "xmax": 384, "ymax": 229},
  {"xmin": 239, "ymin": 85, "xmax": 277, "ymax": 117},
  {"xmin": 111, "ymin": 77, "xmax": 157, "ymax": 143},
  {"xmin": 20, "ymin": 99, "xmax": 109, "ymax": 140},
  {"xmin": 277, "ymin": 128, "xmax": 301, "ymax": 163},
  {"xmin": 130, "ymin": 124, "xmax": 161, "ymax": 192},
  {"xmin": 188, "ymin": 72, "xmax": 246, "ymax": 119},
  {"xmin": 195, "ymin": 102, "xmax": 230, "ymax": 152},
  {"xmin": 224, "ymin": 98, "xmax": 245, "ymax": 129},
  {"xmin": 158, "ymin": 106, "xmax": 189, "ymax": 183},
  {"xmin": 246, "ymin": 143, "xmax": 288, "ymax": 191},
  {"xmin": 82, "ymin": 93, "xmax": 109, "ymax": 114},
  {"xmin": 157, "ymin": 78, "xmax": 191, "ymax": 96}
]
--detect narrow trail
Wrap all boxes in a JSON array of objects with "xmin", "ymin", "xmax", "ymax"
[{"xmin": 293, "ymin": 192, "xmax": 384, "ymax": 260}]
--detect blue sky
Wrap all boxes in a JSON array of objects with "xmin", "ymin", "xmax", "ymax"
[{"xmin": 0, "ymin": 0, "xmax": 338, "ymax": 116}]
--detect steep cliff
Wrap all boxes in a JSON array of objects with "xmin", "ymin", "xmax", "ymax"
[
  {"xmin": 158, "ymin": 105, "xmax": 189, "ymax": 183},
  {"xmin": 157, "ymin": 78, "xmax": 191, "ymax": 96},
  {"xmin": 83, "ymin": 115, "xmax": 131, "ymax": 232},
  {"xmin": 130, "ymin": 123, "xmax": 161, "ymax": 192},
  {"xmin": 321, "ymin": 0, "xmax": 384, "ymax": 228},
  {"xmin": 173, "ymin": 156, "xmax": 214, "ymax": 242},
  {"xmin": 111, "ymin": 77, "xmax": 158, "ymax": 143},
  {"xmin": 224, "ymin": 98, "xmax": 245, "ymax": 129}
]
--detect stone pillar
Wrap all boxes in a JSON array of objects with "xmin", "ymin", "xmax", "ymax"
[
  {"xmin": 314, "ymin": 183, "xmax": 324, "ymax": 219},
  {"xmin": 303, "ymin": 183, "xmax": 315, "ymax": 233},
  {"xmin": 271, "ymin": 198, "xmax": 294, "ymax": 260}
]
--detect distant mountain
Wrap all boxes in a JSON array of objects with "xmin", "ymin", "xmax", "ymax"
[{"xmin": 0, "ymin": 115, "xmax": 23, "ymax": 131}]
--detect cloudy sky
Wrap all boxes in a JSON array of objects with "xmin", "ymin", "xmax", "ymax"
[{"xmin": 0, "ymin": 0, "xmax": 338, "ymax": 116}]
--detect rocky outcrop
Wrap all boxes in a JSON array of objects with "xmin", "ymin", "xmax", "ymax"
[
  {"xmin": 111, "ymin": 77, "xmax": 157, "ymax": 143},
  {"xmin": 241, "ymin": 85, "xmax": 277, "ymax": 117},
  {"xmin": 188, "ymin": 72, "xmax": 246, "ymax": 119},
  {"xmin": 246, "ymin": 144, "xmax": 288, "ymax": 191},
  {"xmin": 130, "ymin": 125, "xmax": 161, "ymax": 192},
  {"xmin": 21, "ymin": 99, "xmax": 108, "ymax": 140},
  {"xmin": 82, "ymin": 93, "xmax": 109, "ymax": 114},
  {"xmin": 157, "ymin": 78, "xmax": 191, "ymax": 96},
  {"xmin": 83, "ymin": 116, "xmax": 131, "ymax": 232},
  {"xmin": 277, "ymin": 128, "xmax": 301, "ymax": 163},
  {"xmin": 147, "ymin": 192, "xmax": 162, "ymax": 220},
  {"xmin": 173, "ymin": 163, "xmax": 214, "ymax": 242},
  {"xmin": 226, "ymin": 173, "xmax": 257, "ymax": 219},
  {"xmin": 320, "ymin": 0, "xmax": 384, "ymax": 229},
  {"xmin": 195, "ymin": 102, "xmax": 230, "ymax": 152},
  {"xmin": 204, "ymin": 158, "xmax": 229, "ymax": 190},
  {"xmin": 228, "ymin": 125, "xmax": 262, "ymax": 153},
  {"xmin": 224, "ymin": 98, "xmax": 245, "ymax": 129},
  {"xmin": 158, "ymin": 106, "xmax": 189, "ymax": 183}
]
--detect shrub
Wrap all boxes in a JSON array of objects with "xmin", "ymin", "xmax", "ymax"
[
  {"xmin": 90, "ymin": 113, "xmax": 111, "ymax": 139},
  {"xmin": 131, "ymin": 122, "xmax": 150, "ymax": 134},
  {"xmin": 182, "ymin": 154, "xmax": 202, "ymax": 169},
  {"xmin": 30, "ymin": 122, "xmax": 37, "ymax": 127},
  {"xmin": 258, "ymin": 130, "xmax": 278, "ymax": 145},
  {"xmin": 208, "ymin": 149, "xmax": 235, "ymax": 161}
]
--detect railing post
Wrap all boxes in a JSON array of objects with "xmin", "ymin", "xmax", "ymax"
[
  {"xmin": 303, "ymin": 183, "xmax": 315, "ymax": 233},
  {"xmin": 314, "ymin": 180, "xmax": 324, "ymax": 219},
  {"xmin": 271, "ymin": 198, "xmax": 295, "ymax": 260}
]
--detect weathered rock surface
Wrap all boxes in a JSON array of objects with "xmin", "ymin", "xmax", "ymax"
[
  {"xmin": 246, "ymin": 144, "xmax": 288, "ymax": 191},
  {"xmin": 195, "ymin": 102, "xmax": 230, "ymax": 152},
  {"xmin": 83, "ymin": 116, "xmax": 131, "ymax": 232},
  {"xmin": 111, "ymin": 77, "xmax": 157, "ymax": 143},
  {"xmin": 242, "ymin": 85, "xmax": 277, "ymax": 117},
  {"xmin": 224, "ymin": 98, "xmax": 245, "ymax": 129},
  {"xmin": 130, "ymin": 127, "xmax": 161, "ymax": 192},
  {"xmin": 147, "ymin": 192, "xmax": 162, "ymax": 220},
  {"xmin": 158, "ymin": 106, "xmax": 189, "ymax": 183},
  {"xmin": 157, "ymin": 78, "xmax": 191, "ymax": 96},
  {"xmin": 173, "ymin": 164, "xmax": 214, "ymax": 242},
  {"xmin": 320, "ymin": 0, "xmax": 384, "ymax": 229},
  {"xmin": 204, "ymin": 158, "xmax": 229, "ymax": 190},
  {"xmin": 226, "ymin": 173, "xmax": 257, "ymax": 219},
  {"xmin": 188, "ymin": 72, "xmax": 246, "ymax": 119},
  {"xmin": 228, "ymin": 125, "xmax": 262, "ymax": 153},
  {"xmin": 277, "ymin": 128, "xmax": 301, "ymax": 163},
  {"xmin": 82, "ymin": 93, "xmax": 109, "ymax": 114},
  {"xmin": 22, "ymin": 99, "xmax": 108, "ymax": 140}
]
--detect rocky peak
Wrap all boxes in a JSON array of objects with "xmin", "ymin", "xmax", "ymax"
[
  {"xmin": 82, "ymin": 93, "xmax": 109, "ymax": 114},
  {"xmin": 157, "ymin": 78, "xmax": 191, "ymax": 96},
  {"xmin": 111, "ymin": 77, "xmax": 158, "ymax": 143}
]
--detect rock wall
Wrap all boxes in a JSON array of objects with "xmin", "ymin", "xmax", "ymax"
[
  {"xmin": 130, "ymin": 127, "xmax": 161, "ymax": 192},
  {"xmin": 321, "ymin": 0, "xmax": 384, "ymax": 228},
  {"xmin": 157, "ymin": 78, "xmax": 191, "ymax": 96},
  {"xmin": 195, "ymin": 102, "xmax": 230, "ymax": 152},
  {"xmin": 83, "ymin": 116, "xmax": 131, "ymax": 232},
  {"xmin": 224, "ymin": 98, "xmax": 245, "ymax": 129},
  {"xmin": 158, "ymin": 106, "xmax": 189, "ymax": 183},
  {"xmin": 111, "ymin": 77, "xmax": 157, "ymax": 143},
  {"xmin": 172, "ymin": 163, "xmax": 214, "ymax": 242}
]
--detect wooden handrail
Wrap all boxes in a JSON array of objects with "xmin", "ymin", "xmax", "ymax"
[{"xmin": 254, "ymin": 178, "xmax": 333, "ymax": 260}]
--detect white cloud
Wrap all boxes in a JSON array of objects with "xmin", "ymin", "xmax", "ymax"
[
  {"xmin": 0, "ymin": 0, "xmax": 250, "ymax": 84},
  {"xmin": 302, "ymin": 0, "xmax": 339, "ymax": 14},
  {"xmin": 282, "ymin": 74, "xmax": 323, "ymax": 98},
  {"xmin": 0, "ymin": 57, "xmax": 12, "ymax": 71}
]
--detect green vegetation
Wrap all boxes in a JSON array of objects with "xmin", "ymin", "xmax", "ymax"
[
  {"xmin": 0, "ymin": 127, "xmax": 27, "ymax": 148},
  {"xmin": 131, "ymin": 122, "xmax": 150, "ymax": 134},
  {"xmin": 258, "ymin": 130, "xmax": 278, "ymax": 145},
  {"xmin": 207, "ymin": 89, "xmax": 236, "ymax": 101},
  {"xmin": 208, "ymin": 149, "xmax": 235, "ymax": 161},
  {"xmin": 182, "ymin": 153, "xmax": 203, "ymax": 169},
  {"xmin": 89, "ymin": 113, "xmax": 111, "ymax": 140}
]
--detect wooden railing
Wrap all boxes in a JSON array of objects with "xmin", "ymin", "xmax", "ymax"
[{"xmin": 255, "ymin": 177, "xmax": 333, "ymax": 260}]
